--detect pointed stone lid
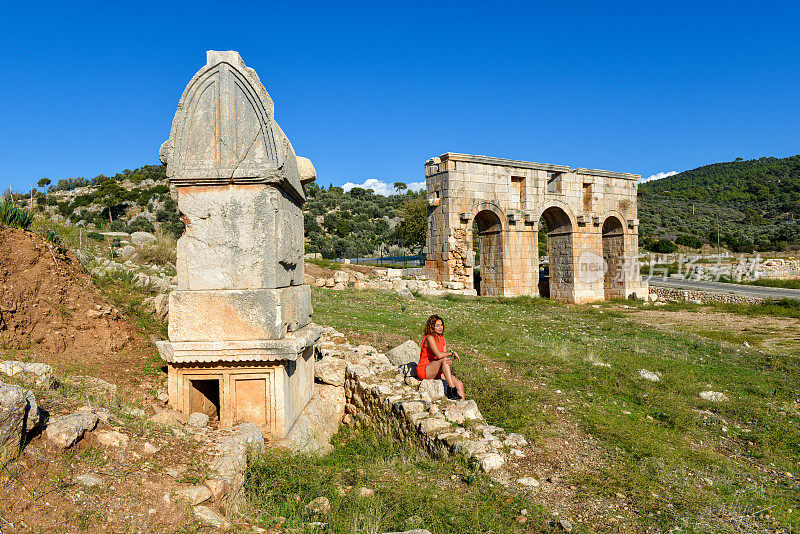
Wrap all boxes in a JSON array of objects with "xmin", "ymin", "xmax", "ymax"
[{"xmin": 160, "ymin": 50, "xmax": 307, "ymax": 202}]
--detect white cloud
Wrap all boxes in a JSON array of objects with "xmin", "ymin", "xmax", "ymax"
[
  {"xmin": 341, "ymin": 179, "xmax": 426, "ymax": 196},
  {"xmin": 640, "ymin": 171, "xmax": 678, "ymax": 183}
]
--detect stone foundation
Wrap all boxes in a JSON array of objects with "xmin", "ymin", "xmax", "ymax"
[{"xmin": 651, "ymin": 286, "xmax": 764, "ymax": 305}]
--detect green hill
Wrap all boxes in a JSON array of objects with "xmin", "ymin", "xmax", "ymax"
[
  {"xmin": 638, "ymin": 155, "xmax": 800, "ymax": 252},
  {"xmin": 15, "ymin": 165, "xmax": 425, "ymax": 259}
]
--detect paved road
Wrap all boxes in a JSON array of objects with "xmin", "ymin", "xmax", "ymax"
[{"xmin": 648, "ymin": 278, "xmax": 800, "ymax": 301}]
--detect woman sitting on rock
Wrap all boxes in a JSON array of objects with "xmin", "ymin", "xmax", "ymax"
[{"xmin": 416, "ymin": 314, "xmax": 465, "ymax": 400}]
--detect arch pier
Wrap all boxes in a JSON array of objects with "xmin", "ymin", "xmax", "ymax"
[{"xmin": 424, "ymin": 153, "xmax": 648, "ymax": 304}]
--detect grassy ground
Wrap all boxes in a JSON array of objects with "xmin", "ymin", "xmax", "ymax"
[
  {"xmin": 245, "ymin": 429, "xmax": 548, "ymax": 533},
  {"xmin": 299, "ymin": 288, "xmax": 800, "ymax": 533}
]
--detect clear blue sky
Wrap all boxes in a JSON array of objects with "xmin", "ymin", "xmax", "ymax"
[{"xmin": 2, "ymin": 1, "xmax": 799, "ymax": 192}]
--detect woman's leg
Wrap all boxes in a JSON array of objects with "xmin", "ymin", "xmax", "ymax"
[
  {"xmin": 451, "ymin": 376, "xmax": 465, "ymax": 400},
  {"xmin": 427, "ymin": 358, "xmax": 457, "ymax": 388},
  {"xmin": 425, "ymin": 359, "xmax": 446, "ymax": 384}
]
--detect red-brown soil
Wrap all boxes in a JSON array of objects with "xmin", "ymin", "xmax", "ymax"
[{"xmin": 0, "ymin": 227, "xmax": 154, "ymax": 394}]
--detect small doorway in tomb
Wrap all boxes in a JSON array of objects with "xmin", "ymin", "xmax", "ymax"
[
  {"xmin": 189, "ymin": 379, "xmax": 221, "ymax": 422},
  {"xmin": 538, "ymin": 207, "xmax": 574, "ymax": 302},
  {"xmin": 472, "ymin": 210, "xmax": 504, "ymax": 296},
  {"xmin": 602, "ymin": 216, "xmax": 626, "ymax": 299}
]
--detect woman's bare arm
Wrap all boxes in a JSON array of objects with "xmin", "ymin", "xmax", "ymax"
[{"xmin": 425, "ymin": 336, "xmax": 459, "ymax": 361}]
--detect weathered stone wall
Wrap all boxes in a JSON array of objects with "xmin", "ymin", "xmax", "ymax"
[
  {"xmin": 651, "ymin": 286, "xmax": 764, "ymax": 305},
  {"xmin": 425, "ymin": 153, "xmax": 647, "ymax": 303},
  {"xmin": 315, "ymin": 329, "xmax": 527, "ymax": 474}
]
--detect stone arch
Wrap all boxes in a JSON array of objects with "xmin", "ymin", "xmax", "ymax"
[
  {"xmin": 471, "ymin": 205, "xmax": 505, "ymax": 296},
  {"xmin": 537, "ymin": 204, "xmax": 575, "ymax": 302},
  {"xmin": 602, "ymin": 214, "xmax": 626, "ymax": 300}
]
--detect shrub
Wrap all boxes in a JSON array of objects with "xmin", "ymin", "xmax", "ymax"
[
  {"xmin": 86, "ymin": 231, "xmax": 104, "ymax": 241},
  {"xmin": 125, "ymin": 217, "xmax": 155, "ymax": 234},
  {"xmin": 675, "ymin": 234, "xmax": 703, "ymax": 249},
  {"xmin": 109, "ymin": 220, "xmax": 126, "ymax": 232},
  {"xmin": 0, "ymin": 200, "xmax": 35, "ymax": 230},
  {"xmin": 136, "ymin": 229, "xmax": 177, "ymax": 266},
  {"xmin": 647, "ymin": 239, "xmax": 677, "ymax": 254}
]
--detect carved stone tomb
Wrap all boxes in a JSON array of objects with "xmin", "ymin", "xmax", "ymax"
[{"xmin": 156, "ymin": 51, "xmax": 321, "ymax": 438}]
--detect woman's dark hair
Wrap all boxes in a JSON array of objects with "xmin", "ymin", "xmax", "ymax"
[{"xmin": 424, "ymin": 314, "xmax": 444, "ymax": 340}]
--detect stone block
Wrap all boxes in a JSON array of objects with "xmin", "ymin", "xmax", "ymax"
[
  {"xmin": 443, "ymin": 400, "xmax": 483, "ymax": 424},
  {"xmin": 387, "ymin": 340, "xmax": 420, "ymax": 366},
  {"xmin": 419, "ymin": 379, "xmax": 446, "ymax": 400},
  {"xmin": 0, "ymin": 382, "xmax": 27, "ymax": 463},
  {"xmin": 315, "ymin": 355, "xmax": 347, "ymax": 386},
  {"xmin": 176, "ymin": 184, "xmax": 303, "ymax": 290},
  {"xmin": 45, "ymin": 411, "xmax": 99, "ymax": 448},
  {"xmin": 168, "ymin": 285, "xmax": 311, "ymax": 342}
]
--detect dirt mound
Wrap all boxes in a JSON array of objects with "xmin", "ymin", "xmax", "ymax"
[{"xmin": 0, "ymin": 227, "xmax": 138, "ymax": 366}]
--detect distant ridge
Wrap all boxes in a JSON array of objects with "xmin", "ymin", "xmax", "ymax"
[{"xmin": 638, "ymin": 155, "xmax": 800, "ymax": 252}]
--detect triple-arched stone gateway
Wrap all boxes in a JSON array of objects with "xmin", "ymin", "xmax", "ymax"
[{"xmin": 424, "ymin": 153, "xmax": 649, "ymax": 303}]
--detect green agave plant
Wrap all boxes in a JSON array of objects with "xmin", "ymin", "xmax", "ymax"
[{"xmin": 0, "ymin": 199, "xmax": 34, "ymax": 230}]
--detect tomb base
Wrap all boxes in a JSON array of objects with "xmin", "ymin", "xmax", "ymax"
[{"xmin": 156, "ymin": 324, "xmax": 321, "ymax": 438}]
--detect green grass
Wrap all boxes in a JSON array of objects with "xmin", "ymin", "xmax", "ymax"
[
  {"xmin": 245, "ymin": 428, "xmax": 547, "ymax": 533},
  {"xmin": 744, "ymin": 278, "xmax": 800, "ymax": 290},
  {"xmin": 306, "ymin": 287, "xmax": 800, "ymax": 532}
]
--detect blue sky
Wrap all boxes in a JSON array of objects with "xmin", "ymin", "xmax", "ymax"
[{"xmin": 1, "ymin": 1, "xmax": 798, "ymax": 193}]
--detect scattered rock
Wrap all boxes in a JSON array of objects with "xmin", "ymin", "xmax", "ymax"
[
  {"xmin": 558, "ymin": 518, "xmax": 574, "ymax": 532},
  {"xmin": 204, "ymin": 477, "xmax": 227, "ymax": 500},
  {"xmin": 94, "ymin": 429, "xmax": 129, "ymax": 448},
  {"xmin": 418, "ymin": 379, "xmax": 446, "ymax": 401},
  {"xmin": 384, "ymin": 530, "xmax": 432, "ymax": 534},
  {"xmin": 45, "ymin": 411, "xmax": 99, "ymax": 448},
  {"xmin": 315, "ymin": 356, "xmax": 347, "ymax": 386},
  {"xmin": 518, "ymin": 477, "xmax": 540, "ymax": 487},
  {"xmin": 152, "ymin": 293, "xmax": 169, "ymax": 321},
  {"xmin": 188, "ymin": 412, "xmax": 210, "ymax": 428},
  {"xmin": 358, "ymin": 487, "xmax": 375, "ymax": 497},
  {"xmin": 396, "ymin": 286, "xmax": 414, "ymax": 299},
  {"xmin": 387, "ymin": 340, "xmax": 420, "ymax": 366},
  {"xmin": 699, "ymin": 390, "xmax": 729, "ymax": 402},
  {"xmin": 0, "ymin": 382, "xmax": 27, "ymax": 463},
  {"xmin": 404, "ymin": 376, "xmax": 420, "ymax": 386},
  {"xmin": 149, "ymin": 409, "xmax": 188, "ymax": 427},
  {"xmin": 477, "ymin": 453, "xmax": 504, "ymax": 472},
  {"xmin": 170, "ymin": 485, "xmax": 213, "ymax": 505},
  {"xmin": 117, "ymin": 245, "xmax": 136, "ymax": 259},
  {"xmin": 305, "ymin": 496, "xmax": 330, "ymax": 515},
  {"xmin": 504, "ymin": 433, "xmax": 528, "ymax": 447},
  {"xmin": 638, "ymin": 369, "xmax": 662, "ymax": 382},
  {"xmin": 127, "ymin": 407, "xmax": 147, "ymax": 418},
  {"xmin": 64, "ymin": 376, "xmax": 118, "ymax": 402},
  {"xmin": 443, "ymin": 399, "xmax": 483, "ymax": 424},
  {"xmin": 142, "ymin": 442, "xmax": 159, "ymax": 455},
  {"xmin": 0, "ymin": 361, "xmax": 54, "ymax": 388},
  {"xmin": 131, "ymin": 231, "xmax": 157, "ymax": 247},
  {"xmin": 210, "ymin": 423, "xmax": 266, "ymax": 492},
  {"xmin": 278, "ymin": 384, "xmax": 345, "ymax": 454},
  {"xmin": 156, "ymin": 389, "xmax": 169, "ymax": 403},
  {"xmin": 75, "ymin": 474, "xmax": 104, "ymax": 487},
  {"xmin": 193, "ymin": 505, "xmax": 231, "ymax": 531}
]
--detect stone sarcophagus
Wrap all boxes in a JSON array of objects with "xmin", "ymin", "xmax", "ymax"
[{"xmin": 156, "ymin": 50, "xmax": 321, "ymax": 438}]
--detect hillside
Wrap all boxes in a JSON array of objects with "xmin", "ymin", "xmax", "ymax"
[
  {"xmin": 20, "ymin": 154, "xmax": 800, "ymax": 256},
  {"xmin": 19, "ymin": 166, "xmax": 425, "ymax": 259},
  {"xmin": 639, "ymin": 155, "xmax": 800, "ymax": 252}
]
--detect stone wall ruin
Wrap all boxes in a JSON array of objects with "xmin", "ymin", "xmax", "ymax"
[{"xmin": 424, "ymin": 153, "xmax": 649, "ymax": 303}]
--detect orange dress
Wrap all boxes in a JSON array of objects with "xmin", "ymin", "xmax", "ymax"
[{"xmin": 417, "ymin": 334, "xmax": 446, "ymax": 380}]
